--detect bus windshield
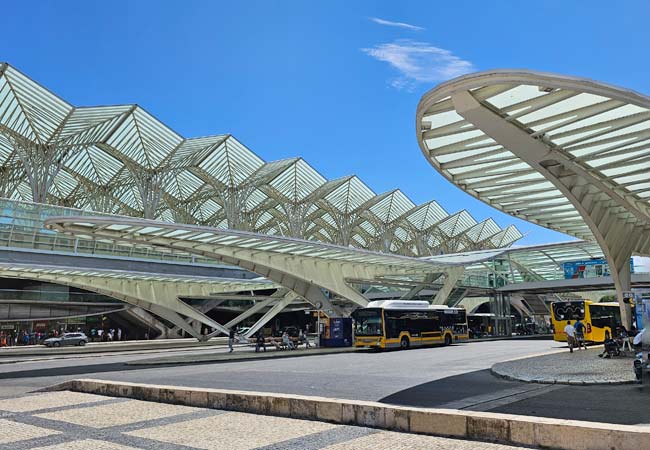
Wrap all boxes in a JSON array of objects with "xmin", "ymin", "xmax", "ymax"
[
  {"xmin": 352, "ymin": 309, "xmax": 383, "ymax": 336},
  {"xmin": 551, "ymin": 301, "xmax": 585, "ymax": 321}
]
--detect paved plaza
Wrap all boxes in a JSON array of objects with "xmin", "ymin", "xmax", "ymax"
[
  {"xmin": 3, "ymin": 339, "xmax": 650, "ymax": 425},
  {"xmin": 0, "ymin": 391, "xmax": 531, "ymax": 450},
  {"xmin": 492, "ymin": 347, "xmax": 635, "ymax": 385}
]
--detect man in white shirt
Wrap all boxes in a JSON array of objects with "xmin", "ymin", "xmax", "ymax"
[
  {"xmin": 634, "ymin": 328, "xmax": 646, "ymax": 347},
  {"xmin": 564, "ymin": 321, "xmax": 576, "ymax": 353}
]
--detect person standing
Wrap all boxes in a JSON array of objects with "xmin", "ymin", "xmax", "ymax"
[
  {"xmin": 228, "ymin": 328, "xmax": 236, "ymax": 353},
  {"xmin": 299, "ymin": 328, "xmax": 311, "ymax": 348},
  {"xmin": 282, "ymin": 331, "xmax": 295, "ymax": 350},
  {"xmin": 255, "ymin": 331, "xmax": 266, "ymax": 353},
  {"xmin": 117, "ymin": 328, "xmax": 122, "ymax": 341},
  {"xmin": 564, "ymin": 321, "xmax": 576, "ymax": 353},
  {"xmin": 573, "ymin": 319, "xmax": 587, "ymax": 350}
]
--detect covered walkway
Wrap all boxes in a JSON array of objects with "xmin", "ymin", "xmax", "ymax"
[{"xmin": 0, "ymin": 262, "xmax": 276, "ymax": 341}]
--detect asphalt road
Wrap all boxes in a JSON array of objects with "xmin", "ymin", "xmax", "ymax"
[{"xmin": 1, "ymin": 339, "xmax": 649, "ymax": 425}]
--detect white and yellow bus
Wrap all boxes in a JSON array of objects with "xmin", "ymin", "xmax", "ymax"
[{"xmin": 351, "ymin": 300, "xmax": 468, "ymax": 350}]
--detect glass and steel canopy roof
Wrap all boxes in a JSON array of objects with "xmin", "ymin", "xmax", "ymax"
[
  {"xmin": 417, "ymin": 70, "xmax": 650, "ymax": 241},
  {"xmin": 0, "ymin": 62, "xmax": 523, "ymax": 258},
  {"xmin": 0, "ymin": 262, "xmax": 277, "ymax": 288},
  {"xmin": 44, "ymin": 216, "xmax": 454, "ymax": 272},
  {"xmin": 44, "ymin": 215, "xmax": 604, "ymax": 285}
]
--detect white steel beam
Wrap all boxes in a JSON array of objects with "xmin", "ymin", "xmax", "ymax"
[
  {"xmin": 243, "ymin": 291, "xmax": 298, "ymax": 338},
  {"xmin": 431, "ymin": 266, "xmax": 465, "ymax": 305}
]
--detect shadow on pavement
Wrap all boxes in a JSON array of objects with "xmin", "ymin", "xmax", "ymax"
[
  {"xmin": 489, "ymin": 382, "xmax": 650, "ymax": 425},
  {"xmin": 380, "ymin": 369, "xmax": 650, "ymax": 425},
  {"xmin": 0, "ymin": 362, "xmax": 149, "ymax": 380},
  {"xmin": 379, "ymin": 369, "xmax": 521, "ymax": 408}
]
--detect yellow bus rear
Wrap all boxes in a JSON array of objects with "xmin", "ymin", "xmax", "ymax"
[{"xmin": 550, "ymin": 300, "xmax": 621, "ymax": 343}]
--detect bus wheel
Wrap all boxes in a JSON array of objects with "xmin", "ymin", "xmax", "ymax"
[
  {"xmin": 444, "ymin": 334, "xmax": 452, "ymax": 346},
  {"xmin": 400, "ymin": 336, "xmax": 410, "ymax": 349}
]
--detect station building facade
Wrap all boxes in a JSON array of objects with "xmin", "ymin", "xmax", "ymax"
[{"xmin": 0, "ymin": 63, "xmax": 523, "ymax": 340}]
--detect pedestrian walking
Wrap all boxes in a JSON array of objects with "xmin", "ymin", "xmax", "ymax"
[
  {"xmin": 228, "ymin": 328, "xmax": 236, "ymax": 353},
  {"xmin": 564, "ymin": 321, "xmax": 576, "ymax": 353},
  {"xmin": 117, "ymin": 328, "xmax": 122, "ymax": 341}
]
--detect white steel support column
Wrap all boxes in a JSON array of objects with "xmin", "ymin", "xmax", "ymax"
[
  {"xmin": 169, "ymin": 299, "xmax": 226, "ymax": 337},
  {"xmin": 432, "ymin": 266, "xmax": 465, "ymax": 304},
  {"xmin": 224, "ymin": 298, "xmax": 276, "ymax": 329},
  {"xmin": 204, "ymin": 290, "xmax": 288, "ymax": 339},
  {"xmin": 243, "ymin": 292, "xmax": 298, "ymax": 338},
  {"xmin": 401, "ymin": 273, "xmax": 443, "ymax": 299}
]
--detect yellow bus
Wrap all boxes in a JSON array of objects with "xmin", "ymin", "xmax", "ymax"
[
  {"xmin": 550, "ymin": 300, "xmax": 621, "ymax": 343},
  {"xmin": 351, "ymin": 300, "xmax": 468, "ymax": 350}
]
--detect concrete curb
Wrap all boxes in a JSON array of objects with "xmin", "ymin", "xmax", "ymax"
[
  {"xmin": 42, "ymin": 378, "xmax": 650, "ymax": 450},
  {"xmin": 490, "ymin": 367, "xmax": 636, "ymax": 386},
  {"xmin": 490, "ymin": 348, "xmax": 636, "ymax": 385}
]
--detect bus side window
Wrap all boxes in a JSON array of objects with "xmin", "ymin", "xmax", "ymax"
[{"xmin": 590, "ymin": 305, "xmax": 620, "ymax": 330}]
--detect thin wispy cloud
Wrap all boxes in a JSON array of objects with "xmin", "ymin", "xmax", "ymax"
[
  {"xmin": 361, "ymin": 39, "xmax": 475, "ymax": 91},
  {"xmin": 369, "ymin": 17, "xmax": 425, "ymax": 31}
]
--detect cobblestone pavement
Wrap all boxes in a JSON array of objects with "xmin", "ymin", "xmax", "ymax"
[
  {"xmin": 0, "ymin": 391, "xmax": 534, "ymax": 449},
  {"xmin": 492, "ymin": 347, "xmax": 635, "ymax": 384}
]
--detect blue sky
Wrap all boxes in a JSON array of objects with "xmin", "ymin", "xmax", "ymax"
[{"xmin": 3, "ymin": 1, "xmax": 649, "ymax": 245}]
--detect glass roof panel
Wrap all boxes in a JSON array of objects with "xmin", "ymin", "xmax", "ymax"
[
  {"xmin": 196, "ymin": 136, "xmax": 263, "ymax": 187},
  {"xmin": 323, "ymin": 176, "xmax": 375, "ymax": 214}
]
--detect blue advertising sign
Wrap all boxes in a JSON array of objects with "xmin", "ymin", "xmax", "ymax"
[
  {"xmin": 636, "ymin": 299, "xmax": 648, "ymax": 330},
  {"xmin": 562, "ymin": 258, "xmax": 634, "ymax": 279}
]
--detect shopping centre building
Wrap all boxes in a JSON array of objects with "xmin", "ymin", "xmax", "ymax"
[{"xmin": 0, "ymin": 62, "xmax": 648, "ymax": 340}]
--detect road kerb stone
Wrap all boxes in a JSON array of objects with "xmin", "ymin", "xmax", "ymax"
[
  {"xmin": 43, "ymin": 378, "xmax": 650, "ymax": 450},
  {"xmin": 490, "ymin": 366, "xmax": 636, "ymax": 386}
]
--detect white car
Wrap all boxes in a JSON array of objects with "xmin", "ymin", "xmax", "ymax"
[{"xmin": 43, "ymin": 332, "xmax": 88, "ymax": 347}]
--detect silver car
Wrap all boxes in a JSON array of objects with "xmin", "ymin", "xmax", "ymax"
[{"xmin": 44, "ymin": 332, "xmax": 88, "ymax": 347}]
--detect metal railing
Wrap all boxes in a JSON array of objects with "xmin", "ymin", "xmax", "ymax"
[{"xmin": 0, "ymin": 289, "xmax": 118, "ymax": 303}]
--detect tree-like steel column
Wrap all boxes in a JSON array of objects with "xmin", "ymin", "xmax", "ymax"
[
  {"xmin": 0, "ymin": 161, "xmax": 25, "ymax": 198},
  {"xmin": 128, "ymin": 166, "xmax": 170, "ymax": 219},
  {"xmin": 8, "ymin": 136, "xmax": 77, "ymax": 203}
]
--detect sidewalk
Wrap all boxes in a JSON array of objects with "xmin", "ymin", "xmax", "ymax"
[
  {"xmin": 0, "ymin": 390, "xmax": 529, "ymax": 450},
  {"xmin": 492, "ymin": 347, "xmax": 635, "ymax": 385}
]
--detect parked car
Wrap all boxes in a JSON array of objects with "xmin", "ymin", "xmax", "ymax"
[
  {"xmin": 237, "ymin": 326, "xmax": 252, "ymax": 336},
  {"xmin": 43, "ymin": 332, "xmax": 88, "ymax": 347}
]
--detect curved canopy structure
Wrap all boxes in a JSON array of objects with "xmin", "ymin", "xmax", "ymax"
[
  {"xmin": 0, "ymin": 62, "xmax": 522, "ymax": 258},
  {"xmin": 43, "ymin": 215, "xmax": 483, "ymax": 309},
  {"xmin": 44, "ymin": 216, "xmax": 609, "ymax": 310},
  {"xmin": 417, "ymin": 69, "xmax": 650, "ymax": 324}
]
